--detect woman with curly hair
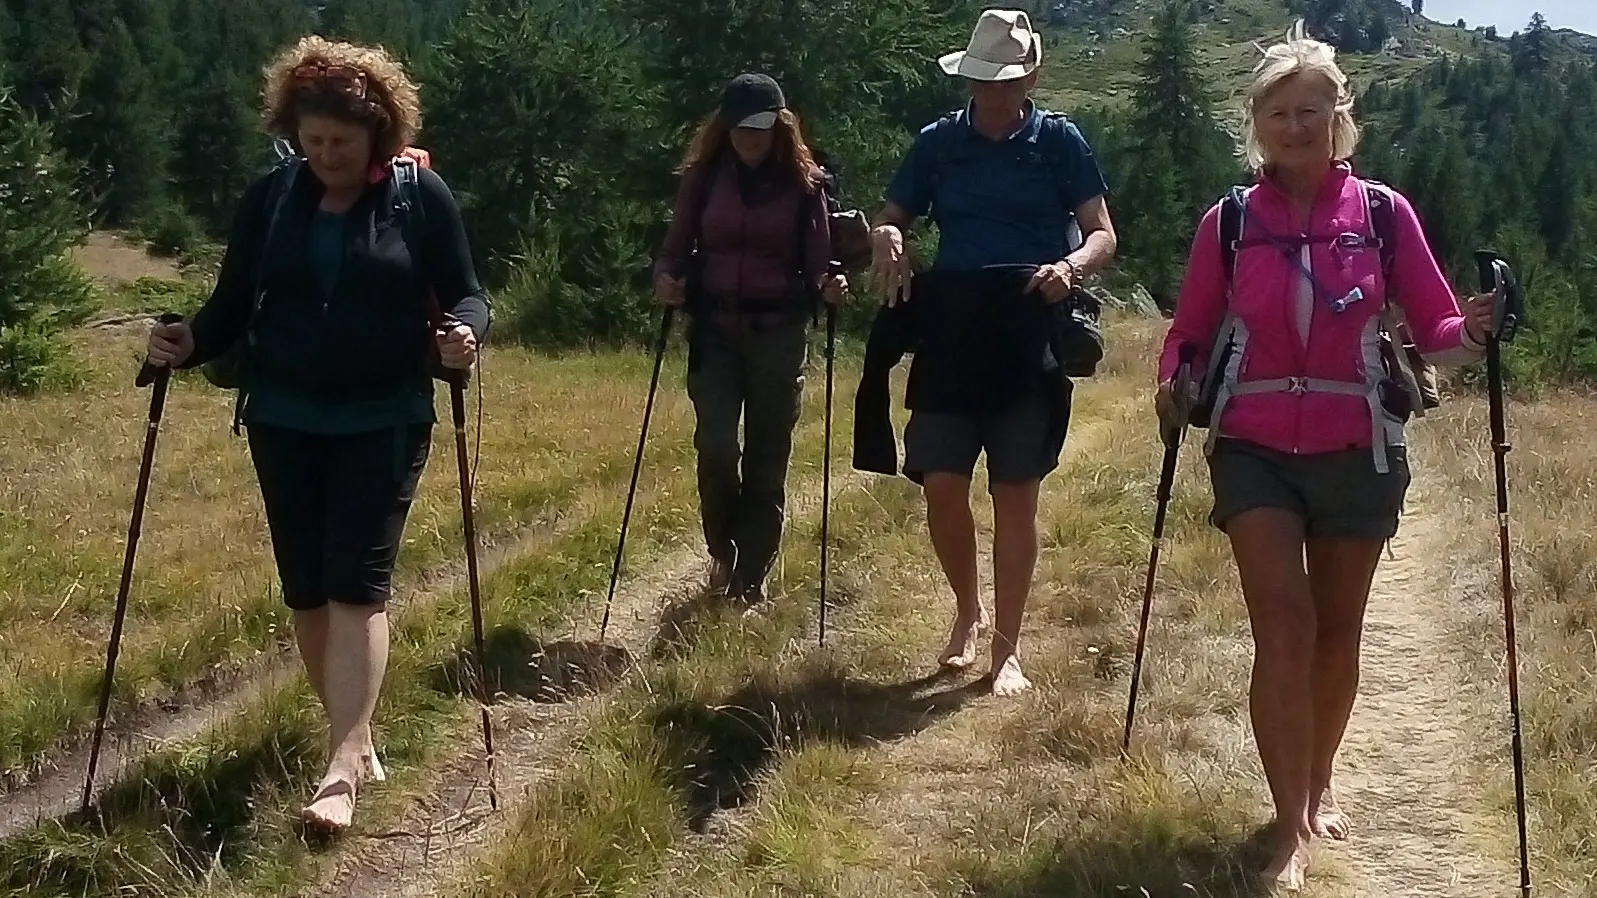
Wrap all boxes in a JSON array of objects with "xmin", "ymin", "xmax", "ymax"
[
  {"xmin": 144, "ymin": 36, "xmax": 490, "ymax": 833},
  {"xmin": 652, "ymin": 73, "xmax": 847, "ymax": 609}
]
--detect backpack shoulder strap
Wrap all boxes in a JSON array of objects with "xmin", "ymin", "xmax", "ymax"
[
  {"xmin": 1217, "ymin": 185, "xmax": 1251, "ymax": 291},
  {"xmin": 388, "ymin": 155, "xmax": 445, "ymax": 326},
  {"xmin": 1358, "ymin": 177, "xmax": 1397, "ymax": 282},
  {"xmin": 249, "ymin": 154, "xmax": 302, "ymax": 319},
  {"xmin": 925, "ymin": 108, "xmax": 966, "ymax": 219}
]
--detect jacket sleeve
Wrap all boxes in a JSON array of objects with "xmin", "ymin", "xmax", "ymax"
[
  {"xmin": 806, "ymin": 179, "xmax": 833, "ymax": 287},
  {"xmin": 417, "ymin": 166, "xmax": 491, "ymax": 341},
  {"xmin": 1158, "ymin": 202, "xmax": 1229, "ymax": 384},
  {"xmin": 653, "ymin": 164, "xmax": 706, "ymax": 282},
  {"xmin": 1386, "ymin": 187, "xmax": 1485, "ymax": 365},
  {"xmin": 182, "ymin": 172, "xmax": 274, "ymax": 369}
]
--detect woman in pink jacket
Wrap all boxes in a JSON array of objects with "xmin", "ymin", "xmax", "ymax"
[{"xmin": 1155, "ymin": 28, "xmax": 1494, "ymax": 890}]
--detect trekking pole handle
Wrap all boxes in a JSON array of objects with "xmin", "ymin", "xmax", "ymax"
[
  {"xmin": 1474, "ymin": 251, "xmax": 1522, "ymax": 344},
  {"xmin": 136, "ymin": 313, "xmax": 186, "ymax": 389},
  {"xmin": 1162, "ymin": 342, "xmax": 1199, "ymax": 447}
]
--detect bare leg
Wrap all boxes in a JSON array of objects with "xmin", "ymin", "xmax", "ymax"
[
  {"xmin": 923, "ymin": 473, "xmax": 987, "ymax": 669},
  {"xmin": 302, "ymin": 601, "xmax": 390, "ymax": 832},
  {"xmin": 1227, "ymin": 508, "xmax": 1316, "ymax": 890},
  {"xmin": 294, "ymin": 608, "xmax": 383, "ymax": 782},
  {"xmin": 988, "ymin": 479, "xmax": 1040, "ymax": 696},
  {"xmin": 1304, "ymin": 535, "xmax": 1384, "ymax": 841}
]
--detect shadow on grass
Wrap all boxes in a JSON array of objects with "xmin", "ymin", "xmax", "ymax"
[
  {"xmin": 651, "ymin": 661, "xmax": 978, "ymax": 832},
  {"xmin": 2, "ymin": 719, "xmax": 320, "ymax": 897},
  {"xmin": 428, "ymin": 624, "xmax": 634, "ymax": 704},
  {"xmin": 958, "ymin": 822, "xmax": 1276, "ymax": 898}
]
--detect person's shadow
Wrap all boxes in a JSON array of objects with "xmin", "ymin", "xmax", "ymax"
[
  {"xmin": 961, "ymin": 813, "xmax": 1277, "ymax": 897},
  {"xmin": 428, "ymin": 625, "xmax": 634, "ymax": 704},
  {"xmin": 651, "ymin": 660, "xmax": 981, "ymax": 832}
]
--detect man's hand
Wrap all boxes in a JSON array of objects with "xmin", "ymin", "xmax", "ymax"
[
  {"xmin": 821, "ymin": 272, "xmax": 848, "ymax": 306},
  {"xmin": 868, "ymin": 224, "xmax": 911, "ymax": 306},
  {"xmin": 437, "ymin": 323, "xmax": 478, "ymax": 370},
  {"xmin": 146, "ymin": 320, "xmax": 195, "ymax": 368},
  {"xmin": 1461, "ymin": 291, "xmax": 1495, "ymax": 345},
  {"xmin": 1024, "ymin": 260, "xmax": 1079, "ymax": 303},
  {"xmin": 653, "ymin": 271, "xmax": 686, "ymax": 308}
]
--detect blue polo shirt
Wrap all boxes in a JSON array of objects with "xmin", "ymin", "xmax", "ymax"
[{"xmin": 885, "ymin": 101, "xmax": 1110, "ymax": 270}]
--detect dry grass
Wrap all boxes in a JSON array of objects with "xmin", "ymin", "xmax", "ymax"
[
  {"xmin": 1412, "ymin": 384, "xmax": 1597, "ymax": 897},
  {"xmin": 0, "ymin": 323, "xmax": 697, "ymax": 782},
  {"xmin": 0, "ymin": 321, "xmax": 848, "ymax": 898},
  {"xmin": 452, "ymin": 314, "xmax": 1292, "ymax": 898}
]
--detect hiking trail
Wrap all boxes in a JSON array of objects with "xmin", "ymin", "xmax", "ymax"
[
  {"xmin": 311, "ymin": 470, "xmax": 864, "ymax": 898},
  {"xmin": 1324, "ymin": 487, "xmax": 1515, "ymax": 897}
]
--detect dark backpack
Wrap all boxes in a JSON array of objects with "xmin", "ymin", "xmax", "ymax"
[
  {"xmin": 923, "ymin": 106, "xmax": 1087, "ymax": 253},
  {"xmin": 201, "ymin": 141, "xmax": 449, "ymax": 428},
  {"xmin": 919, "ymin": 107, "xmax": 1104, "ymax": 377}
]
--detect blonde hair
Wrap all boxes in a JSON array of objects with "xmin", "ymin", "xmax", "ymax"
[
  {"xmin": 260, "ymin": 35, "xmax": 421, "ymax": 160},
  {"xmin": 1241, "ymin": 21, "xmax": 1360, "ymax": 171}
]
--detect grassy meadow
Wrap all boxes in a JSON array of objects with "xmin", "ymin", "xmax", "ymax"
[{"xmin": 1, "ymin": 238, "xmax": 1594, "ymax": 898}]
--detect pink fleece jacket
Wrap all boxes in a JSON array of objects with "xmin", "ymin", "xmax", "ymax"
[{"xmin": 1158, "ymin": 163, "xmax": 1484, "ymax": 456}]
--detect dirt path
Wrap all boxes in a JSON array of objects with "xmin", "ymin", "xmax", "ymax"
[{"xmin": 1325, "ymin": 490, "xmax": 1514, "ymax": 896}]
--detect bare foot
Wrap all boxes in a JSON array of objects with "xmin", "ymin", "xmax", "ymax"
[
  {"xmin": 362, "ymin": 748, "xmax": 386, "ymax": 783},
  {"xmin": 1261, "ymin": 831, "xmax": 1310, "ymax": 892},
  {"xmin": 989, "ymin": 653, "xmax": 1032, "ymax": 697},
  {"xmin": 938, "ymin": 613, "xmax": 986, "ymax": 669},
  {"xmin": 301, "ymin": 770, "xmax": 359, "ymax": 834},
  {"xmin": 1310, "ymin": 785, "xmax": 1350, "ymax": 840}
]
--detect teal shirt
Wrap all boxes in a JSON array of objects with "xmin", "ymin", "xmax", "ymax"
[{"xmin": 244, "ymin": 209, "xmax": 437, "ymax": 434}]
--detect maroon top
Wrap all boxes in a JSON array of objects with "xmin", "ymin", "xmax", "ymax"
[{"xmin": 654, "ymin": 151, "xmax": 832, "ymax": 309}]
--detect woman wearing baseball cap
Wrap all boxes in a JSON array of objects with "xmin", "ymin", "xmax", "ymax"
[{"xmin": 652, "ymin": 73, "xmax": 847, "ymax": 609}]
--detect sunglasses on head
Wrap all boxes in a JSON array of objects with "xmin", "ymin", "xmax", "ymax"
[{"xmin": 292, "ymin": 62, "xmax": 368, "ymax": 98}]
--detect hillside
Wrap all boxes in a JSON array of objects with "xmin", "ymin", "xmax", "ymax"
[{"xmin": 1033, "ymin": 0, "xmax": 1585, "ymax": 115}]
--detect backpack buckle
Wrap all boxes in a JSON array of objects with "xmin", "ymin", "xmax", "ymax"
[{"xmin": 1287, "ymin": 376, "xmax": 1309, "ymax": 394}]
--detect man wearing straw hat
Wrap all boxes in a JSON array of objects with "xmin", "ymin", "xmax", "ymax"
[{"xmin": 866, "ymin": 8, "xmax": 1117, "ymax": 696}]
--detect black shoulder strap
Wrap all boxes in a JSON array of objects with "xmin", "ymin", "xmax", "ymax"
[
  {"xmin": 1218, "ymin": 185, "xmax": 1248, "ymax": 289},
  {"xmin": 1361, "ymin": 178, "xmax": 1396, "ymax": 282},
  {"xmin": 248, "ymin": 155, "xmax": 302, "ymax": 325},
  {"xmin": 388, "ymin": 156, "xmax": 446, "ymax": 327}
]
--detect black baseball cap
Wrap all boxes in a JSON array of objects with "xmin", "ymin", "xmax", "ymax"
[{"xmin": 720, "ymin": 73, "xmax": 785, "ymax": 130}]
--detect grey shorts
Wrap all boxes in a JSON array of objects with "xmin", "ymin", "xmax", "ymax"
[
  {"xmin": 903, "ymin": 392, "xmax": 1058, "ymax": 485},
  {"xmin": 1207, "ymin": 438, "xmax": 1411, "ymax": 540}
]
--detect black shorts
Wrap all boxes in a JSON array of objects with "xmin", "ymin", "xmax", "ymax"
[
  {"xmin": 902, "ymin": 391, "xmax": 1060, "ymax": 486},
  {"xmin": 246, "ymin": 422, "xmax": 432, "ymax": 610},
  {"xmin": 1207, "ymin": 437, "xmax": 1411, "ymax": 540}
]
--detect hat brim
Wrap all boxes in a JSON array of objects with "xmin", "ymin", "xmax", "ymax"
[
  {"xmin": 733, "ymin": 110, "xmax": 779, "ymax": 129},
  {"xmin": 937, "ymin": 37, "xmax": 1041, "ymax": 81}
]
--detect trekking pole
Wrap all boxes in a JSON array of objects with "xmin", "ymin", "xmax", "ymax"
[
  {"xmin": 82, "ymin": 312, "xmax": 183, "ymax": 816},
  {"xmin": 443, "ymin": 337, "xmax": 497, "ymax": 811},
  {"xmin": 1476, "ymin": 250, "xmax": 1531, "ymax": 898},
  {"xmin": 1122, "ymin": 341, "xmax": 1197, "ymax": 756},
  {"xmin": 599, "ymin": 306, "xmax": 675, "ymax": 643},
  {"xmin": 818, "ymin": 297, "xmax": 838, "ymax": 648}
]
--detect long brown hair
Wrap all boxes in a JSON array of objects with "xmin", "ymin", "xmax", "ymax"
[{"xmin": 676, "ymin": 108, "xmax": 821, "ymax": 192}]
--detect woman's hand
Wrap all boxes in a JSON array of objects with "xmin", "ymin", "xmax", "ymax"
[
  {"xmin": 146, "ymin": 320, "xmax": 195, "ymax": 368},
  {"xmin": 437, "ymin": 323, "xmax": 477, "ymax": 370},
  {"xmin": 653, "ymin": 271, "xmax": 685, "ymax": 307},
  {"xmin": 1461, "ymin": 292, "xmax": 1495, "ymax": 345},
  {"xmin": 868, "ymin": 224, "xmax": 911, "ymax": 306},
  {"xmin": 821, "ymin": 272, "xmax": 848, "ymax": 306}
]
